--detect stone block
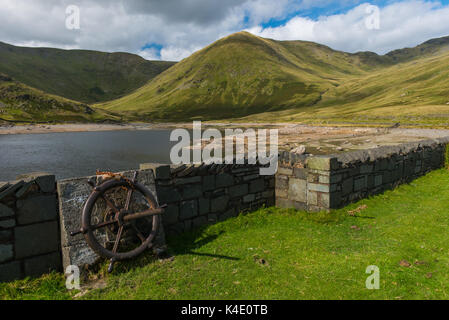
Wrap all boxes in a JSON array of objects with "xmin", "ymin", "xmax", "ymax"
[
  {"xmin": 199, "ymin": 197, "xmax": 210, "ymax": 215},
  {"xmin": 276, "ymin": 198, "xmax": 307, "ymax": 210},
  {"xmin": 0, "ymin": 261, "xmax": 22, "ymax": 282},
  {"xmin": 15, "ymin": 181, "xmax": 35, "ymax": 198},
  {"xmin": 179, "ymin": 200, "xmax": 198, "ymax": 220},
  {"xmin": 318, "ymin": 193, "xmax": 330, "ymax": 208},
  {"xmin": 0, "ymin": 219, "xmax": 15, "ymax": 228},
  {"xmin": 192, "ymin": 216, "xmax": 208, "ymax": 229},
  {"xmin": 374, "ymin": 175, "xmax": 383, "ymax": 187},
  {"xmin": 207, "ymin": 214, "xmax": 218, "ymax": 224},
  {"xmin": 216, "ymin": 174, "xmax": 234, "ymax": 188},
  {"xmin": 308, "ymin": 183, "xmax": 330, "ymax": 193},
  {"xmin": 307, "ymin": 191, "xmax": 318, "ymax": 206},
  {"xmin": 307, "ymin": 173, "xmax": 319, "ymax": 183},
  {"xmin": 62, "ymin": 243, "xmax": 98, "ymax": 269},
  {"xmin": 0, "ymin": 230, "xmax": 12, "ymax": 243},
  {"xmin": 293, "ymin": 168, "xmax": 307, "ymax": 179},
  {"xmin": 140, "ymin": 163, "xmax": 171, "ymax": 180},
  {"xmin": 275, "ymin": 188, "xmax": 287, "ymax": 198},
  {"xmin": 374, "ymin": 159, "xmax": 389, "ymax": 171},
  {"xmin": 174, "ymin": 176, "xmax": 201, "ymax": 186},
  {"xmin": 0, "ymin": 203, "xmax": 14, "ymax": 218},
  {"xmin": 250, "ymin": 179, "xmax": 265, "ymax": 193},
  {"xmin": 24, "ymin": 252, "xmax": 61, "ymax": 277},
  {"xmin": 360, "ymin": 164, "xmax": 373, "ymax": 174},
  {"xmin": 211, "ymin": 195, "xmax": 229, "ymax": 213},
  {"xmin": 306, "ymin": 156, "xmax": 338, "ymax": 171},
  {"xmin": 157, "ymin": 186, "xmax": 181, "ymax": 204},
  {"xmin": 0, "ymin": 183, "xmax": 11, "ymax": 193},
  {"xmin": 229, "ymin": 184, "xmax": 248, "ymax": 198},
  {"xmin": 184, "ymin": 219, "xmax": 192, "ymax": 232},
  {"xmin": 262, "ymin": 190, "xmax": 274, "ymax": 199},
  {"xmin": 319, "ymin": 174, "xmax": 342, "ymax": 184},
  {"xmin": 36, "ymin": 175, "xmax": 56, "ymax": 193},
  {"xmin": 15, "ymin": 221, "xmax": 59, "ymax": 259},
  {"xmin": 166, "ymin": 222, "xmax": 184, "ymax": 236},
  {"xmin": 354, "ymin": 176, "xmax": 367, "ymax": 191},
  {"xmin": 278, "ymin": 167, "xmax": 293, "ymax": 176},
  {"xmin": 0, "ymin": 244, "xmax": 13, "ymax": 263},
  {"xmin": 0, "ymin": 180, "xmax": 24, "ymax": 201},
  {"xmin": 243, "ymin": 174, "xmax": 260, "ymax": 181},
  {"xmin": 288, "ymin": 178, "xmax": 307, "ymax": 202},
  {"xmin": 219, "ymin": 208, "xmax": 236, "ymax": 221},
  {"xmin": 181, "ymin": 184, "xmax": 203, "ymax": 200},
  {"xmin": 163, "ymin": 205, "xmax": 179, "ymax": 225},
  {"xmin": 243, "ymin": 193, "xmax": 256, "ymax": 203},
  {"xmin": 275, "ymin": 175, "xmax": 288, "ymax": 189},
  {"xmin": 203, "ymin": 175, "xmax": 215, "ymax": 191},
  {"xmin": 16, "ymin": 195, "xmax": 57, "ymax": 225}
]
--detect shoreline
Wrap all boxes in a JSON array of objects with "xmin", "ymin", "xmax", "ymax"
[{"xmin": 0, "ymin": 123, "xmax": 191, "ymax": 135}]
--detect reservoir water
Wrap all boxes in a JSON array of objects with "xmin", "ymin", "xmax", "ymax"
[{"xmin": 0, "ymin": 130, "xmax": 178, "ymax": 181}]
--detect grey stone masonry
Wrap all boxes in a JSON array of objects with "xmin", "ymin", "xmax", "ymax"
[
  {"xmin": 276, "ymin": 137, "xmax": 449, "ymax": 211},
  {"xmin": 141, "ymin": 162, "xmax": 275, "ymax": 236},
  {"xmin": 0, "ymin": 173, "xmax": 61, "ymax": 282}
]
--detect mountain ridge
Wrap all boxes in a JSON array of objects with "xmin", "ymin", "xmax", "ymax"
[
  {"xmin": 99, "ymin": 31, "xmax": 449, "ymax": 121},
  {"xmin": 0, "ymin": 41, "xmax": 176, "ymax": 104}
]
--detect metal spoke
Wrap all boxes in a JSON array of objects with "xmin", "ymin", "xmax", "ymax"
[
  {"xmin": 112, "ymin": 225, "xmax": 124, "ymax": 253},
  {"xmin": 101, "ymin": 194, "xmax": 120, "ymax": 213},
  {"xmin": 124, "ymin": 187, "xmax": 133, "ymax": 211}
]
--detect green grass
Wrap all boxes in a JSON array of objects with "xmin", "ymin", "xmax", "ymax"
[{"xmin": 2, "ymin": 169, "xmax": 449, "ymax": 300}]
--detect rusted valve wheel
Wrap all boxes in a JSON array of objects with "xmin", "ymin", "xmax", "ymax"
[{"xmin": 81, "ymin": 178, "xmax": 161, "ymax": 262}]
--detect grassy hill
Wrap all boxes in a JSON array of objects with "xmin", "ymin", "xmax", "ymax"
[
  {"xmin": 0, "ymin": 73, "xmax": 119, "ymax": 123},
  {"xmin": 99, "ymin": 32, "xmax": 387, "ymax": 121},
  {"xmin": 0, "ymin": 42, "xmax": 175, "ymax": 104},
  {"xmin": 99, "ymin": 32, "xmax": 449, "ymax": 123},
  {"xmin": 3, "ymin": 32, "xmax": 449, "ymax": 125},
  {"xmin": 237, "ymin": 47, "xmax": 449, "ymax": 126}
]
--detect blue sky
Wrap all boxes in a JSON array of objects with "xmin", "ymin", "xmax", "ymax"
[
  {"xmin": 259, "ymin": 0, "xmax": 449, "ymax": 27},
  {"xmin": 1, "ymin": 0, "xmax": 449, "ymax": 60}
]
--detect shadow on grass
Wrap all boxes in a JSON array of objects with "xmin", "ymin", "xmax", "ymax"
[
  {"xmin": 102, "ymin": 224, "xmax": 239, "ymax": 275},
  {"xmin": 167, "ymin": 228, "xmax": 239, "ymax": 261}
]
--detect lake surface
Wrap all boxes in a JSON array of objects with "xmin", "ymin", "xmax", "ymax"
[{"xmin": 0, "ymin": 130, "xmax": 179, "ymax": 181}]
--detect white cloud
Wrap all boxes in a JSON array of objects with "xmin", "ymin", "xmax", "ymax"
[
  {"xmin": 248, "ymin": 1, "xmax": 449, "ymax": 54},
  {"xmin": 0, "ymin": 0, "xmax": 449, "ymax": 61}
]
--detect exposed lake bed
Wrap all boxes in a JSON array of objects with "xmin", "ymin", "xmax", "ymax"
[{"xmin": 2, "ymin": 122, "xmax": 449, "ymax": 182}]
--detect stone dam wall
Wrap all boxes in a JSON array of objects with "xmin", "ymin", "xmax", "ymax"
[
  {"xmin": 275, "ymin": 137, "xmax": 449, "ymax": 211},
  {"xmin": 0, "ymin": 174, "xmax": 61, "ymax": 282},
  {"xmin": 1, "ymin": 137, "xmax": 449, "ymax": 282}
]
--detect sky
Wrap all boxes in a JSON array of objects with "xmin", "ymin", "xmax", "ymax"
[{"xmin": 1, "ymin": 0, "xmax": 449, "ymax": 61}]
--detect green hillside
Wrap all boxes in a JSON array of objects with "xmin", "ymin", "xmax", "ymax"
[
  {"xmin": 0, "ymin": 73, "xmax": 119, "ymax": 123},
  {"xmin": 3, "ymin": 32, "xmax": 449, "ymax": 124},
  {"xmin": 0, "ymin": 41, "xmax": 175, "ymax": 104},
  {"xmin": 99, "ymin": 32, "xmax": 449, "ymax": 124},
  {"xmin": 99, "ymin": 32, "xmax": 387, "ymax": 120},
  {"xmin": 237, "ymin": 48, "xmax": 449, "ymax": 126}
]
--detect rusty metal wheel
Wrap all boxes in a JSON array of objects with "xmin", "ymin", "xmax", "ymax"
[{"xmin": 80, "ymin": 175, "xmax": 161, "ymax": 266}]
